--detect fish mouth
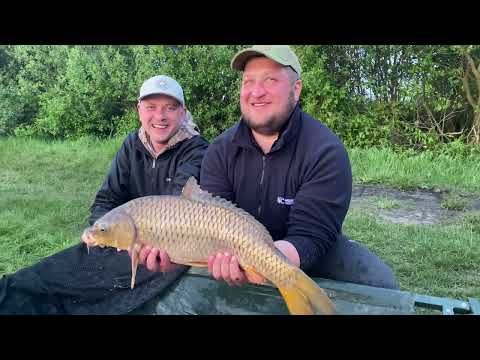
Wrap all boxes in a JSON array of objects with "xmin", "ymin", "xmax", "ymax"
[{"xmin": 81, "ymin": 228, "xmax": 100, "ymax": 251}]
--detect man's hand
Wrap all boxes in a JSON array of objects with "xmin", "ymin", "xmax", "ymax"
[
  {"xmin": 273, "ymin": 240, "xmax": 300, "ymax": 267},
  {"xmin": 128, "ymin": 246, "xmax": 180, "ymax": 273},
  {"xmin": 207, "ymin": 252, "xmax": 248, "ymax": 287},
  {"xmin": 207, "ymin": 242, "xmax": 300, "ymax": 287}
]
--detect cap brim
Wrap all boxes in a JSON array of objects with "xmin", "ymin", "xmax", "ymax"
[
  {"xmin": 138, "ymin": 91, "xmax": 183, "ymax": 105},
  {"xmin": 231, "ymin": 48, "xmax": 291, "ymax": 72},
  {"xmin": 231, "ymin": 49, "xmax": 261, "ymax": 71}
]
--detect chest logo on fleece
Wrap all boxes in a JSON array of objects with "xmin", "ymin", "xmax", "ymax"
[{"xmin": 277, "ymin": 196, "xmax": 295, "ymax": 206}]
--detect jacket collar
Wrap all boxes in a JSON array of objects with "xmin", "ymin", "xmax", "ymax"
[{"xmin": 232, "ymin": 102, "xmax": 302, "ymax": 153}]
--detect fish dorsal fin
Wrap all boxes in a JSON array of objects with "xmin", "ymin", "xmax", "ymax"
[
  {"xmin": 181, "ymin": 177, "xmax": 237, "ymax": 209},
  {"xmin": 181, "ymin": 177, "xmax": 209, "ymax": 202},
  {"xmin": 181, "ymin": 177, "xmax": 263, "ymax": 224}
]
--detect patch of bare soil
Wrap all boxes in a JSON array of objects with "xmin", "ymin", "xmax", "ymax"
[{"xmin": 351, "ymin": 185, "xmax": 480, "ymax": 225}]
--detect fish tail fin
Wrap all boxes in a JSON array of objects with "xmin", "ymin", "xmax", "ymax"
[{"xmin": 277, "ymin": 267, "xmax": 336, "ymax": 315}]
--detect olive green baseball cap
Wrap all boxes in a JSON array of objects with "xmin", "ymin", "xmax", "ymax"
[{"xmin": 231, "ymin": 45, "xmax": 301, "ymax": 78}]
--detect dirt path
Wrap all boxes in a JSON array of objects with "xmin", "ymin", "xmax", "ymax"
[{"xmin": 351, "ymin": 184, "xmax": 480, "ymax": 225}]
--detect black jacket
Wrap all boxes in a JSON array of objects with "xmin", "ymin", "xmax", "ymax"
[
  {"xmin": 200, "ymin": 103, "xmax": 352, "ymax": 272},
  {"xmin": 88, "ymin": 131, "xmax": 209, "ymax": 225}
]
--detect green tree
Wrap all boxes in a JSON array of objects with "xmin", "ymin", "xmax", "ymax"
[
  {"xmin": 0, "ymin": 44, "xmax": 478, "ymax": 151},
  {"xmin": 23, "ymin": 46, "xmax": 136, "ymax": 138},
  {"xmin": 160, "ymin": 45, "xmax": 244, "ymax": 140}
]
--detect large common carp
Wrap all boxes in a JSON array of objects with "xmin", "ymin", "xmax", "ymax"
[{"xmin": 82, "ymin": 177, "xmax": 336, "ymax": 315}]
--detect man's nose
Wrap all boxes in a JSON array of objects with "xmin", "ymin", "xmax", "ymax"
[
  {"xmin": 250, "ymin": 82, "xmax": 266, "ymax": 98},
  {"xmin": 152, "ymin": 108, "xmax": 168, "ymax": 119}
]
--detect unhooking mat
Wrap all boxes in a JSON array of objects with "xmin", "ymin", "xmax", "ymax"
[{"xmin": 0, "ymin": 243, "xmax": 188, "ymax": 315}]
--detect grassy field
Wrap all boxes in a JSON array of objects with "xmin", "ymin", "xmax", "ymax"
[
  {"xmin": 0, "ymin": 137, "xmax": 123, "ymax": 274},
  {"xmin": 0, "ymin": 136, "xmax": 479, "ymax": 301},
  {"xmin": 348, "ymin": 147, "xmax": 480, "ymax": 193}
]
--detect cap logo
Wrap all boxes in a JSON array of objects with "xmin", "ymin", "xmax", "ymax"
[{"xmin": 157, "ymin": 80, "xmax": 168, "ymax": 89}]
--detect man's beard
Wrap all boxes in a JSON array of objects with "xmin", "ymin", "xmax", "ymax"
[{"xmin": 242, "ymin": 91, "xmax": 297, "ymax": 136}]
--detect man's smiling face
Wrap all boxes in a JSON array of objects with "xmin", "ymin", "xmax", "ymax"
[
  {"xmin": 137, "ymin": 94, "xmax": 185, "ymax": 151},
  {"xmin": 240, "ymin": 56, "xmax": 302, "ymax": 136}
]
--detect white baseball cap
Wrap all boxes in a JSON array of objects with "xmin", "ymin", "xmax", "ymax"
[{"xmin": 138, "ymin": 75, "xmax": 185, "ymax": 106}]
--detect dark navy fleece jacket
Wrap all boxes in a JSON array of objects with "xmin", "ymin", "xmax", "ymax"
[
  {"xmin": 88, "ymin": 132, "xmax": 209, "ymax": 226},
  {"xmin": 199, "ymin": 103, "xmax": 352, "ymax": 272}
]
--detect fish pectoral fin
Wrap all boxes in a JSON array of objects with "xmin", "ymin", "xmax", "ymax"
[
  {"xmin": 243, "ymin": 266, "xmax": 267, "ymax": 285},
  {"xmin": 129, "ymin": 243, "xmax": 143, "ymax": 289},
  {"xmin": 184, "ymin": 261, "xmax": 208, "ymax": 267}
]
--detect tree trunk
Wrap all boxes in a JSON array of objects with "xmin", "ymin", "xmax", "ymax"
[{"xmin": 462, "ymin": 53, "xmax": 480, "ymax": 144}]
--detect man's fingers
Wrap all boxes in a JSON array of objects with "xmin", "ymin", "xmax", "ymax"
[
  {"xmin": 221, "ymin": 253, "xmax": 233, "ymax": 286},
  {"xmin": 230, "ymin": 256, "xmax": 247, "ymax": 286},
  {"xmin": 210, "ymin": 252, "xmax": 241, "ymax": 286},
  {"xmin": 212, "ymin": 253, "xmax": 223, "ymax": 280},
  {"xmin": 159, "ymin": 250, "xmax": 171, "ymax": 272},
  {"xmin": 139, "ymin": 246, "xmax": 151, "ymax": 265},
  {"xmin": 208, "ymin": 255, "xmax": 215, "ymax": 274},
  {"xmin": 146, "ymin": 248, "xmax": 160, "ymax": 272}
]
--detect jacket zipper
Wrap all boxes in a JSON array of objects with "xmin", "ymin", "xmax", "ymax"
[
  {"xmin": 257, "ymin": 155, "xmax": 266, "ymax": 216},
  {"xmin": 151, "ymin": 157, "xmax": 156, "ymax": 191}
]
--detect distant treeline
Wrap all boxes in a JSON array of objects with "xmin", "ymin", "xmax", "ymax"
[{"xmin": 1, "ymin": 45, "xmax": 479, "ymax": 149}]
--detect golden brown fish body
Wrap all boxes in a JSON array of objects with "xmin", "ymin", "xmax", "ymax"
[{"xmin": 84, "ymin": 177, "xmax": 336, "ymax": 315}]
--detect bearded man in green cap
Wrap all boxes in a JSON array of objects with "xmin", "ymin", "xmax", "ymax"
[{"xmin": 200, "ymin": 46, "xmax": 398, "ymax": 289}]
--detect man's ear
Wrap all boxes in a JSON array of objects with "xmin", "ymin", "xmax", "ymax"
[{"xmin": 294, "ymin": 80, "xmax": 303, "ymax": 102}]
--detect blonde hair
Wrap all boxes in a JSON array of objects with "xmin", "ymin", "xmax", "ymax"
[{"xmin": 183, "ymin": 110, "xmax": 200, "ymax": 136}]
